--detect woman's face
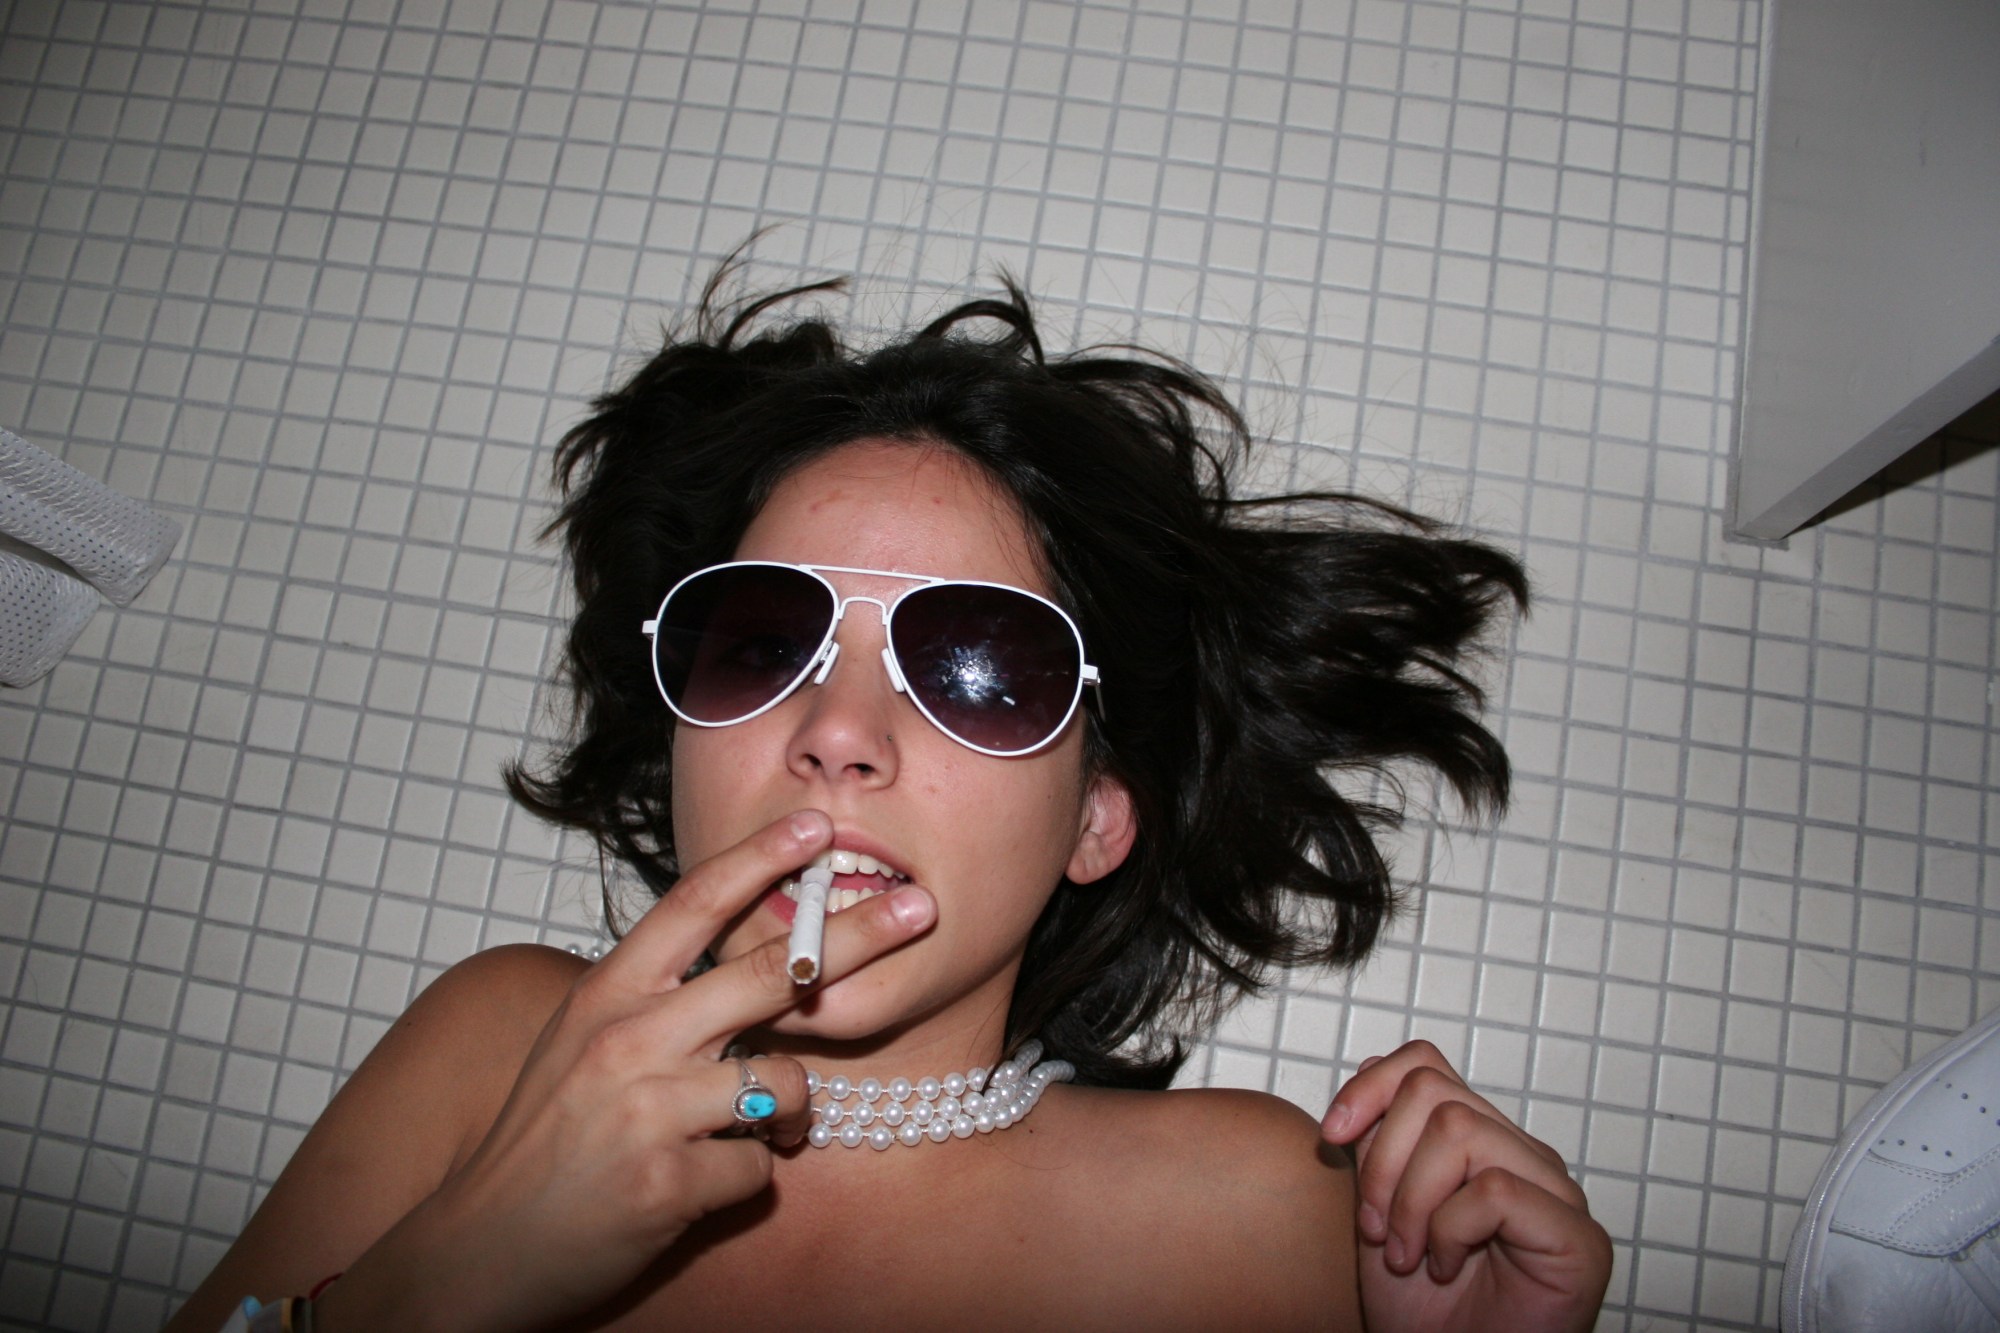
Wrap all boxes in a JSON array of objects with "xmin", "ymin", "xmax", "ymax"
[{"xmin": 674, "ymin": 438, "xmax": 1132, "ymax": 1048}]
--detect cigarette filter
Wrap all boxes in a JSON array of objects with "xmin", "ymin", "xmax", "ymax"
[{"xmin": 787, "ymin": 866, "xmax": 834, "ymax": 984}]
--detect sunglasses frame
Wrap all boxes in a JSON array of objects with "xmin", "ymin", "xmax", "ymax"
[{"xmin": 641, "ymin": 560, "xmax": 1101, "ymax": 758}]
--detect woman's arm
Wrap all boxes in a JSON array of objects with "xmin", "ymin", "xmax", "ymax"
[
  {"xmin": 170, "ymin": 811, "xmax": 939, "ymax": 1333},
  {"xmin": 162, "ymin": 943, "xmax": 584, "ymax": 1333}
]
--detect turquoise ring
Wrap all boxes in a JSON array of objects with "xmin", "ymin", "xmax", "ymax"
[{"xmin": 732, "ymin": 1059, "xmax": 777, "ymax": 1123}]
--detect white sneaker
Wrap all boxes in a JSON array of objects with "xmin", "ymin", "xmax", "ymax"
[{"xmin": 1784, "ymin": 1005, "xmax": 2000, "ymax": 1331}]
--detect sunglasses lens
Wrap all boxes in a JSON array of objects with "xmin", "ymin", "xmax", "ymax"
[
  {"xmin": 655, "ymin": 565, "xmax": 833, "ymax": 724},
  {"xmin": 891, "ymin": 584, "xmax": 1083, "ymax": 753}
]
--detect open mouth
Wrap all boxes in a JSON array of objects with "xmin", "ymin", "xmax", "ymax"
[{"xmin": 778, "ymin": 848, "xmax": 911, "ymax": 914}]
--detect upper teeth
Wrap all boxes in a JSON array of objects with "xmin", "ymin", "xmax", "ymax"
[
  {"xmin": 811, "ymin": 849, "xmax": 905, "ymax": 879},
  {"xmin": 780, "ymin": 849, "xmax": 909, "ymax": 914}
]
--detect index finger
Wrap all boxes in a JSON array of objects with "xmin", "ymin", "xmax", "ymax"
[
  {"xmin": 1325, "ymin": 1040, "xmax": 1564, "ymax": 1197},
  {"xmin": 596, "ymin": 810, "xmax": 834, "ymax": 992},
  {"xmin": 671, "ymin": 884, "xmax": 938, "ymax": 1058},
  {"xmin": 1322, "ymin": 1040, "xmax": 1478, "ymax": 1143}
]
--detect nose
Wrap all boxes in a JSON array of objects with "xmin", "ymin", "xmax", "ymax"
[{"xmin": 784, "ymin": 598, "xmax": 900, "ymax": 788}]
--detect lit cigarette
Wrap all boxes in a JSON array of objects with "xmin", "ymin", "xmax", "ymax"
[{"xmin": 787, "ymin": 866, "xmax": 833, "ymax": 984}]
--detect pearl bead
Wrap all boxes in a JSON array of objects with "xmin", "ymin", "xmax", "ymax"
[{"xmin": 786, "ymin": 1042, "xmax": 1071, "ymax": 1150}]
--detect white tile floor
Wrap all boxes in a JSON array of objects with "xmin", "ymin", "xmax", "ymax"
[{"xmin": 1, "ymin": 0, "xmax": 1995, "ymax": 1328}]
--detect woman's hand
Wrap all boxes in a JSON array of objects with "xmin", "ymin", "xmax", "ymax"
[
  {"xmin": 1322, "ymin": 1041, "xmax": 1612, "ymax": 1333},
  {"xmin": 315, "ymin": 810, "xmax": 936, "ymax": 1333}
]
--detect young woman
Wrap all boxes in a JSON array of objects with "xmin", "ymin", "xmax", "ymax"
[{"xmin": 168, "ymin": 276, "xmax": 1611, "ymax": 1331}]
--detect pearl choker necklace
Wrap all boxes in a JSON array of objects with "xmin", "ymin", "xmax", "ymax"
[{"xmin": 802, "ymin": 1038, "xmax": 1073, "ymax": 1149}]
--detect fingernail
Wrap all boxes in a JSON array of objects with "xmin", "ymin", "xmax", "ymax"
[
  {"xmin": 1428, "ymin": 1250, "xmax": 1446, "ymax": 1282},
  {"xmin": 1384, "ymin": 1232, "xmax": 1406, "ymax": 1271},
  {"xmin": 1324, "ymin": 1104, "xmax": 1353, "ymax": 1139},
  {"xmin": 1357, "ymin": 1201, "xmax": 1385, "ymax": 1242},
  {"xmin": 887, "ymin": 886, "xmax": 934, "ymax": 929},
  {"xmin": 789, "ymin": 811, "xmax": 829, "ymax": 843}
]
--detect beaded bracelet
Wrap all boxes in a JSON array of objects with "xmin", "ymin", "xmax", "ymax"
[
  {"xmin": 220, "ymin": 1273, "xmax": 342, "ymax": 1333},
  {"xmin": 248, "ymin": 1295, "xmax": 309, "ymax": 1333}
]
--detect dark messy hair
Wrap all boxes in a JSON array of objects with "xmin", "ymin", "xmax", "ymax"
[{"xmin": 507, "ymin": 269, "xmax": 1527, "ymax": 1088}]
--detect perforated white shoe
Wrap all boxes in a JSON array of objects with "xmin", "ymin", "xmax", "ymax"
[{"xmin": 1784, "ymin": 1004, "xmax": 2000, "ymax": 1331}]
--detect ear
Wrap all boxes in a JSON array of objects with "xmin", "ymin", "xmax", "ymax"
[{"xmin": 1065, "ymin": 772, "xmax": 1137, "ymax": 885}]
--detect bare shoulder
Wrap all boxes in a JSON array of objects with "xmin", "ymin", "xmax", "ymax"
[
  {"xmin": 345, "ymin": 943, "xmax": 586, "ymax": 1153},
  {"xmin": 1131, "ymin": 1086, "xmax": 1356, "ymax": 1227},
  {"xmin": 164, "ymin": 944, "xmax": 584, "ymax": 1332},
  {"xmin": 1047, "ymin": 1086, "xmax": 1358, "ymax": 1330},
  {"xmin": 396, "ymin": 943, "xmax": 586, "ymax": 1075}
]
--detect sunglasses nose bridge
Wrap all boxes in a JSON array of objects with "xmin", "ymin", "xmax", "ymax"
[
  {"xmin": 812, "ymin": 593, "xmax": 896, "ymax": 692},
  {"xmin": 831, "ymin": 592, "xmax": 892, "ymax": 625},
  {"xmin": 833, "ymin": 594, "xmax": 916, "ymax": 696}
]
